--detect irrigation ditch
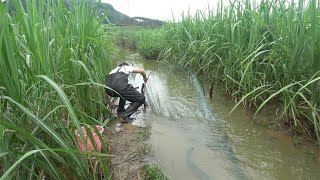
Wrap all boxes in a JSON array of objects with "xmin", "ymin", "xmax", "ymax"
[
  {"xmin": 2, "ymin": 0, "xmax": 320, "ymax": 179},
  {"xmin": 106, "ymin": 53, "xmax": 320, "ymax": 179}
]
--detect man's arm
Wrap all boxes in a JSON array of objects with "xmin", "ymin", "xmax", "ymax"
[{"xmin": 133, "ymin": 68, "xmax": 148, "ymax": 82}]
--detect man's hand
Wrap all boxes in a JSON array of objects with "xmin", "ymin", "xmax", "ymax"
[{"xmin": 133, "ymin": 68, "xmax": 148, "ymax": 83}]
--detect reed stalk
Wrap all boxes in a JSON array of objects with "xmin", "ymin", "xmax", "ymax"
[{"xmin": 0, "ymin": 0, "xmax": 113, "ymax": 178}]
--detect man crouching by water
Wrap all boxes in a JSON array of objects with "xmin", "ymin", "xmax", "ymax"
[{"xmin": 105, "ymin": 62, "xmax": 148, "ymax": 123}]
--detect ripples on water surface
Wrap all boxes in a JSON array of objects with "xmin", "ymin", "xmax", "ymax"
[{"xmin": 129, "ymin": 57, "xmax": 320, "ymax": 180}]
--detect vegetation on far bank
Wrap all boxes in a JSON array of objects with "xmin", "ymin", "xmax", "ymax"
[
  {"xmin": 116, "ymin": 0, "xmax": 320, "ymax": 144},
  {"xmin": 113, "ymin": 26, "xmax": 167, "ymax": 60}
]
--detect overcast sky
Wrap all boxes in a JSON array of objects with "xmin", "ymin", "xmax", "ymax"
[{"xmin": 102, "ymin": 0, "xmax": 226, "ymax": 21}]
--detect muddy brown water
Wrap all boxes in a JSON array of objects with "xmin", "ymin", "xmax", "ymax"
[{"xmin": 127, "ymin": 54, "xmax": 320, "ymax": 180}]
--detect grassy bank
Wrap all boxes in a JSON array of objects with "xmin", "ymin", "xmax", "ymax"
[
  {"xmin": 113, "ymin": 26, "xmax": 166, "ymax": 60},
  {"xmin": 143, "ymin": 164, "xmax": 168, "ymax": 180},
  {"xmin": 116, "ymin": 0, "xmax": 320, "ymax": 144},
  {"xmin": 0, "ymin": 0, "xmax": 114, "ymax": 179}
]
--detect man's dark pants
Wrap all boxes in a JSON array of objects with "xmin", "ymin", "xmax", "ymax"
[{"xmin": 105, "ymin": 72, "xmax": 145, "ymax": 119}]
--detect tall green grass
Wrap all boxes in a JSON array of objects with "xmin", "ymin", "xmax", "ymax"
[
  {"xmin": 114, "ymin": 26, "xmax": 166, "ymax": 60},
  {"xmin": 135, "ymin": 28, "xmax": 166, "ymax": 60},
  {"xmin": 0, "ymin": 0, "xmax": 113, "ymax": 178},
  {"xmin": 161, "ymin": 0, "xmax": 320, "ymax": 143}
]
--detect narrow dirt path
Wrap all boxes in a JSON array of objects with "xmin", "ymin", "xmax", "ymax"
[{"xmin": 106, "ymin": 122, "xmax": 147, "ymax": 180}]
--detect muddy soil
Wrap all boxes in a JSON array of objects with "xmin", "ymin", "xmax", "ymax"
[{"xmin": 106, "ymin": 121, "xmax": 149, "ymax": 180}]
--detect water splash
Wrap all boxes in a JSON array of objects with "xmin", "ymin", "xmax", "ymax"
[
  {"xmin": 144, "ymin": 65, "xmax": 245, "ymax": 179},
  {"xmin": 190, "ymin": 73, "xmax": 214, "ymax": 120},
  {"xmin": 189, "ymin": 73, "xmax": 245, "ymax": 179}
]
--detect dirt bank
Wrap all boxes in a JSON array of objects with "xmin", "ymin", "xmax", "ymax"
[{"xmin": 105, "ymin": 121, "xmax": 150, "ymax": 180}]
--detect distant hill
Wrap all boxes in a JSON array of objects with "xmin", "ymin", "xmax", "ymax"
[
  {"xmin": 96, "ymin": 2, "xmax": 133, "ymax": 25},
  {"xmin": 2, "ymin": 0, "xmax": 165, "ymax": 27},
  {"xmin": 90, "ymin": 2, "xmax": 165, "ymax": 26}
]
